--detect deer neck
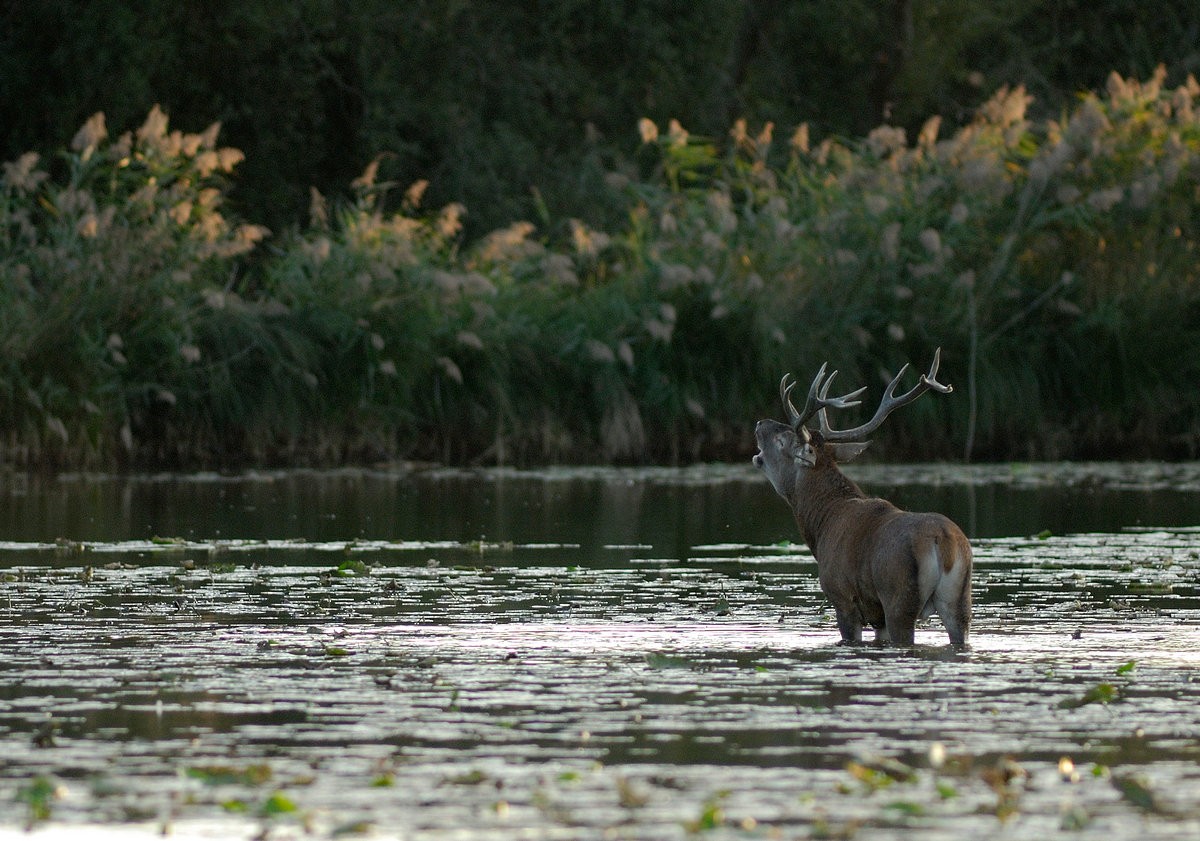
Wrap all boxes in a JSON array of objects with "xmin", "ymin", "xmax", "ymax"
[{"xmin": 789, "ymin": 462, "xmax": 866, "ymax": 549}]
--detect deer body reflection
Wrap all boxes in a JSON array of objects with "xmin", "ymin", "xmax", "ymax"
[{"xmin": 753, "ymin": 349, "xmax": 972, "ymax": 646}]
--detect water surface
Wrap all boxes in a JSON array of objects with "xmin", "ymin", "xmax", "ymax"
[{"xmin": 2, "ymin": 463, "xmax": 1199, "ymax": 839}]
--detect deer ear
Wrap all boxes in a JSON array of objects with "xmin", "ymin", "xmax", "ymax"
[
  {"xmin": 794, "ymin": 442, "xmax": 817, "ymax": 467},
  {"xmin": 831, "ymin": 441, "xmax": 870, "ymax": 462},
  {"xmin": 788, "ymin": 431, "xmax": 817, "ymax": 467}
]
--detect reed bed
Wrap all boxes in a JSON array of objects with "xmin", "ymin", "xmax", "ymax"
[{"xmin": 4, "ymin": 70, "xmax": 1199, "ymax": 468}]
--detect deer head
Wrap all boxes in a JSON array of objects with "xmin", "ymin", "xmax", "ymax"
[{"xmin": 754, "ymin": 349, "xmax": 952, "ymax": 499}]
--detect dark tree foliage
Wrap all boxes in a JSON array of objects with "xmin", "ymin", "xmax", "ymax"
[{"xmin": 2, "ymin": 0, "xmax": 1199, "ymax": 235}]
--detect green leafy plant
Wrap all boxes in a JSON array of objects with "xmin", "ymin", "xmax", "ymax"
[
  {"xmin": 1057, "ymin": 681, "xmax": 1120, "ymax": 709},
  {"xmin": 15, "ymin": 775, "xmax": 59, "ymax": 828}
]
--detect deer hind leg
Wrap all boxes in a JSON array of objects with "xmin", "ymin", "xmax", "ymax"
[
  {"xmin": 879, "ymin": 602, "xmax": 917, "ymax": 645},
  {"xmin": 935, "ymin": 570, "xmax": 971, "ymax": 646},
  {"xmin": 834, "ymin": 609, "xmax": 863, "ymax": 645},
  {"xmin": 874, "ymin": 548, "xmax": 925, "ymax": 646},
  {"xmin": 916, "ymin": 534, "xmax": 973, "ymax": 647},
  {"xmin": 932, "ymin": 544, "xmax": 972, "ymax": 647}
]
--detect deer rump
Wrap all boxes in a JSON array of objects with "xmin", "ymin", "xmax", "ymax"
[{"xmin": 812, "ymin": 499, "xmax": 972, "ymax": 646}]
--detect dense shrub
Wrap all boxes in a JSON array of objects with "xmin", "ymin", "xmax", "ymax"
[
  {"xmin": 0, "ymin": 108, "xmax": 274, "ymax": 464},
  {"xmin": 3, "ymin": 70, "xmax": 1200, "ymax": 468},
  {"xmin": 629, "ymin": 70, "xmax": 1200, "ymax": 459}
]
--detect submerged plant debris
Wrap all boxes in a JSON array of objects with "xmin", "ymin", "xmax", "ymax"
[{"xmin": 1, "ymin": 467, "xmax": 1199, "ymax": 839}]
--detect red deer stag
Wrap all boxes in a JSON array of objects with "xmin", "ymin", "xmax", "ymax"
[{"xmin": 752, "ymin": 348, "xmax": 972, "ymax": 646}]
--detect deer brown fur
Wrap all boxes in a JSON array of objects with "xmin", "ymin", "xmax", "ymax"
[{"xmin": 753, "ymin": 350, "xmax": 972, "ymax": 646}]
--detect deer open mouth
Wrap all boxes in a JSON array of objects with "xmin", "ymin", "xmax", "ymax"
[{"xmin": 752, "ymin": 420, "xmax": 770, "ymax": 468}]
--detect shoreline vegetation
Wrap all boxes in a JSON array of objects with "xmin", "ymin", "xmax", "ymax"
[{"xmin": 3, "ymin": 69, "xmax": 1200, "ymax": 470}]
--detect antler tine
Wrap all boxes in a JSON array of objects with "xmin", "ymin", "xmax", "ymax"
[
  {"xmin": 797, "ymin": 362, "xmax": 829, "ymax": 426},
  {"xmin": 819, "ymin": 348, "xmax": 953, "ymax": 442},
  {"xmin": 780, "ymin": 364, "xmax": 827, "ymax": 431},
  {"xmin": 816, "ymin": 370, "xmax": 868, "ymax": 411},
  {"xmin": 781, "ymin": 363, "xmax": 869, "ymax": 432},
  {"xmin": 779, "ymin": 373, "xmax": 803, "ymax": 428},
  {"xmin": 919, "ymin": 346, "xmax": 953, "ymax": 394}
]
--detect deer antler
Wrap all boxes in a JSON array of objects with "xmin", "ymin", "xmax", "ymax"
[
  {"xmin": 817, "ymin": 348, "xmax": 952, "ymax": 442},
  {"xmin": 780, "ymin": 364, "xmax": 867, "ymax": 432}
]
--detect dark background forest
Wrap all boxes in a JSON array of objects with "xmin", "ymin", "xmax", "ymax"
[{"xmin": 5, "ymin": 0, "xmax": 1198, "ymax": 237}]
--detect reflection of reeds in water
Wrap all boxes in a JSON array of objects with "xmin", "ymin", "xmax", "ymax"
[{"xmin": 4, "ymin": 71, "xmax": 1200, "ymax": 468}]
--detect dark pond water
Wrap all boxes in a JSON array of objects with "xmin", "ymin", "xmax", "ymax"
[{"xmin": 2, "ymin": 462, "xmax": 1199, "ymax": 839}]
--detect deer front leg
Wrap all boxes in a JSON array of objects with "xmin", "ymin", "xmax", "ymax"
[{"xmin": 835, "ymin": 609, "xmax": 863, "ymax": 645}]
